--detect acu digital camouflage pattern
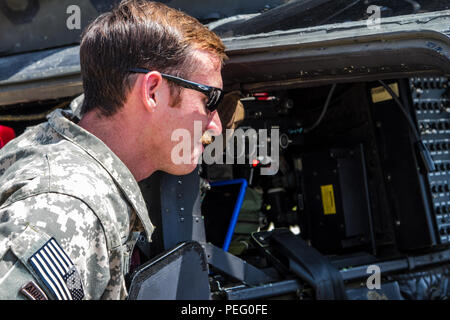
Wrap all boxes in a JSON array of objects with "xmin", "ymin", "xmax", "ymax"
[{"xmin": 0, "ymin": 102, "xmax": 154, "ymax": 300}]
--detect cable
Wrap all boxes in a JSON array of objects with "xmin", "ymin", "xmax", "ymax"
[
  {"xmin": 304, "ymin": 83, "xmax": 337, "ymax": 133},
  {"xmin": 378, "ymin": 80, "xmax": 435, "ymax": 172},
  {"xmin": 317, "ymin": 0, "xmax": 362, "ymax": 26},
  {"xmin": 378, "ymin": 80, "xmax": 421, "ymax": 142}
]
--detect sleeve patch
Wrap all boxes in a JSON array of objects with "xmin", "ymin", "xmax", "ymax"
[
  {"xmin": 28, "ymin": 238, "xmax": 85, "ymax": 300},
  {"xmin": 20, "ymin": 281, "xmax": 48, "ymax": 300}
]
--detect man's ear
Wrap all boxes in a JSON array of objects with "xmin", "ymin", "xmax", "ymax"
[{"xmin": 140, "ymin": 71, "xmax": 163, "ymax": 112}]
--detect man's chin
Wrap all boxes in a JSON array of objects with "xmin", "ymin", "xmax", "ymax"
[
  {"xmin": 164, "ymin": 145, "xmax": 203, "ymax": 175},
  {"xmin": 164, "ymin": 162, "xmax": 199, "ymax": 176}
]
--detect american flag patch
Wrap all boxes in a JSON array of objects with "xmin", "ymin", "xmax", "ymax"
[{"xmin": 29, "ymin": 238, "xmax": 84, "ymax": 300}]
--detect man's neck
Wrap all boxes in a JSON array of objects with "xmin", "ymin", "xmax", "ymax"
[{"xmin": 78, "ymin": 110, "xmax": 156, "ymax": 182}]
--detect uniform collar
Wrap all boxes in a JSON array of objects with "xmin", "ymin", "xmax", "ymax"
[{"xmin": 47, "ymin": 108, "xmax": 155, "ymax": 241}]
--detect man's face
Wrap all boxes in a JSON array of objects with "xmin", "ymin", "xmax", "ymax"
[{"xmin": 152, "ymin": 50, "xmax": 223, "ymax": 175}]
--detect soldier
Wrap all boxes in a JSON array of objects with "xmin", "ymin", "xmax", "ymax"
[{"xmin": 0, "ymin": 0, "xmax": 226, "ymax": 300}]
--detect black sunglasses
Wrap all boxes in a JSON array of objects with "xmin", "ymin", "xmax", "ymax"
[{"xmin": 129, "ymin": 68, "xmax": 223, "ymax": 112}]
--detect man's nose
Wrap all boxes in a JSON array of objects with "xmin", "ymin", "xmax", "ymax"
[{"xmin": 205, "ymin": 111, "xmax": 222, "ymax": 136}]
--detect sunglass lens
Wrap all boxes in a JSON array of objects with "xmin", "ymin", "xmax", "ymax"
[{"xmin": 207, "ymin": 89, "xmax": 223, "ymax": 112}]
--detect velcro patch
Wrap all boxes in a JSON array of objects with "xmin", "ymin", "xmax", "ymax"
[
  {"xmin": 29, "ymin": 238, "xmax": 84, "ymax": 300},
  {"xmin": 20, "ymin": 281, "xmax": 48, "ymax": 300}
]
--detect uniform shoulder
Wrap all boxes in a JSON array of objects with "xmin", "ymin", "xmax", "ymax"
[{"xmin": 0, "ymin": 193, "xmax": 111, "ymax": 300}]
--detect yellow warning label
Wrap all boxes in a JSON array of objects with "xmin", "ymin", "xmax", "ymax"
[
  {"xmin": 321, "ymin": 184, "xmax": 336, "ymax": 215},
  {"xmin": 371, "ymin": 83, "xmax": 399, "ymax": 103}
]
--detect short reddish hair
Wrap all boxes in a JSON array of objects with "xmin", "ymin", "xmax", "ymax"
[{"xmin": 80, "ymin": 0, "xmax": 227, "ymax": 116}]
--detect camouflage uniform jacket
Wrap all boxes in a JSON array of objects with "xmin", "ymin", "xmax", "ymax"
[{"xmin": 0, "ymin": 108, "xmax": 154, "ymax": 300}]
